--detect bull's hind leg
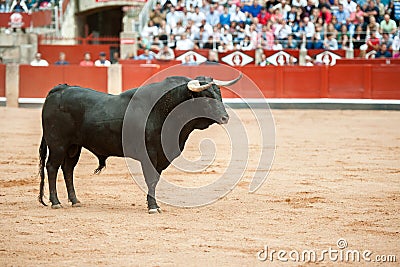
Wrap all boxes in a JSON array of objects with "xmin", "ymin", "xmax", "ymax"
[
  {"xmin": 62, "ymin": 145, "xmax": 82, "ymax": 207},
  {"xmin": 46, "ymin": 149, "xmax": 65, "ymax": 209}
]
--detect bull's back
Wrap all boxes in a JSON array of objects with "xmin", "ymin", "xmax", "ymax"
[{"xmin": 42, "ymin": 85, "xmax": 128, "ymax": 156}]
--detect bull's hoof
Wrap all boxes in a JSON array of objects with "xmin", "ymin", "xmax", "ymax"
[
  {"xmin": 148, "ymin": 208, "xmax": 162, "ymax": 214},
  {"xmin": 51, "ymin": 204, "xmax": 63, "ymax": 209},
  {"xmin": 72, "ymin": 202, "xmax": 81, "ymax": 207}
]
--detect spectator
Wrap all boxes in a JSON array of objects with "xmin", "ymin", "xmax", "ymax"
[
  {"xmin": 175, "ymin": 34, "xmax": 195, "ymax": 50},
  {"xmin": 219, "ymin": 6, "xmax": 231, "ymax": 26},
  {"xmin": 303, "ymin": 16, "xmax": 316, "ymax": 48},
  {"xmin": 334, "ymin": 3, "xmax": 350, "ymax": 25},
  {"xmin": 310, "ymin": 23, "xmax": 324, "ymax": 48},
  {"xmin": 242, "ymin": 1, "xmax": 262, "ymax": 18},
  {"xmin": 231, "ymin": 6, "xmax": 246, "ymax": 23},
  {"xmin": 240, "ymin": 35, "xmax": 254, "ymax": 50},
  {"xmin": 30, "ymin": 52, "xmax": 49, "ymax": 66},
  {"xmin": 204, "ymin": 50, "xmax": 219, "ymax": 64},
  {"xmin": 272, "ymin": 39, "xmax": 284, "ymax": 50},
  {"xmin": 191, "ymin": 6, "xmax": 206, "ymax": 27},
  {"xmin": 9, "ymin": 0, "xmax": 28, "ymax": 12},
  {"xmin": 392, "ymin": 30, "xmax": 400, "ymax": 53},
  {"xmin": 94, "ymin": 52, "xmax": 111, "ymax": 67},
  {"xmin": 375, "ymin": 0, "xmax": 385, "ymax": 21},
  {"xmin": 274, "ymin": 18, "xmax": 293, "ymax": 40},
  {"xmin": 142, "ymin": 20, "xmax": 159, "ymax": 38},
  {"xmin": 375, "ymin": 43, "xmax": 392, "ymax": 57},
  {"xmin": 79, "ymin": 52, "xmax": 94, "ymax": 66},
  {"xmin": 284, "ymin": 34, "xmax": 299, "ymax": 48},
  {"xmin": 353, "ymin": 24, "xmax": 366, "ymax": 49},
  {"xmin": 156, "ymin": 45, "xmax": 175, "ymax": 60},
  {"xmin": 366, "ymin": 31, "xmax": 380, "ymax": 50},
  {"xmin": 166, "ymin": 6, "xmax": 184, "ymax": 29},
  {"xmin": 337, "ymin": 24, "xmax": 350, "ymax": 49},
  {"xmin": 206, "ymin": 5, "xmax": 220, "ymax": 26},
  {"xmin": 305, "ymin": 55, "xmax": 314, "ymax": 66},
  {"xmin": 54, "ymin": 52, "xmax": 69, "ymax": 65},
  {"xmin": 381, "ymin": 32, "xmax": 393, "ymax": 49},
  {"xmin": 324, "ymin": 33, "xmax": 338, "ymax": 50},
  {"xmin": 258, "ymin": 54, "xmax": 270, "ymax": 66},
  {"xmin": 181, "ymin": 54, "xmax": 197, "ymax": 65},
  {"xmin": 342, "ymin": 0, "xmax": 357, "ymax": 14},
  {"xmin": 380, "ymin": 14, "xmax": 397, "ymax": 35},
  {"xmin": 292, "ymin": 0, "xmax": 307, "ymax": 8},
  {"xmin": 363, "ymin": 0, "xmax": 379, "ymax": 24},
  {"xmin": 150, "ymin": 3, "xmax": 166, "ymax": 27},
  {"xmin": 273, "ymin": 0, "xmax": 291, "ymax": 19},
  {"xmin": 111, "ymin": 51, "xmax": 120, "ymax": 64},
  {"xmin": 367, "ymin": 15, "xmax": 380, "ymax": 37},
  {"xmin": 319, "ymin": 6, "xmax": 332, "ymax": 24},
  {"xmin": 135, "ymin": 49, "xmax": 155, "ymax": 60},
  {"xmin": 349, "ymin": 4, "xmax": 364, "ymax": 24}
]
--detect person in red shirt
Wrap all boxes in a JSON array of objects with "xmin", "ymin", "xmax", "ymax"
[
  {"xmin": 319, "ymin": 6, "xmax": 332, "ymax": 24},
  {"xmin": 366, "ymin": 31, "xmax": 380, "ymax": 50},
  {"xmin": 79, "ymin": 52, "xmax": 94, "ymax": 66},
  {"xmin": 257, "ymin": 7, "xmax": 271, "ymax": 25}
]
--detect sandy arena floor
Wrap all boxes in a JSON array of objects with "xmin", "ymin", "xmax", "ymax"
[{"xmin": 0, "ymin": 107, "xmax": 399, "ymax": 266}]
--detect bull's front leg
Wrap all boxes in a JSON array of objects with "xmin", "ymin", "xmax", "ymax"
[{"xmin": 141, "ymin": 150, "xmax": 161, "ymax": 214}]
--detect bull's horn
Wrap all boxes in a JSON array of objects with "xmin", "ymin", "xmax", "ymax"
[
  {"xmin": 187, "ymin": 80, "xmax": 214, "ymax": 92},
  {"xmin": 213, "ymin": 73, "xmax": 243, "ymax": 86}
]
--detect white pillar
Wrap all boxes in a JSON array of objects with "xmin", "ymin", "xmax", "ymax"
[
  {"xmin": 5, "ymin": 64, "xmax": 19, "ymax": 107},
  {"xmin": 107, "ymin": 64, "xmax": 122, "ymax": 95}
]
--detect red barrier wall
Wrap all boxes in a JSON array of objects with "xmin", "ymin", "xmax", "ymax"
[
  {"xmin": 12, "ymin": 64, "xmax": 400, "ymax": 100},
  {"xmin": 19, "ymin": 65, "xmax": 107, "ymax": 98},
  {"xmin": 0, "ymin": 64, "xmax": 5, "ymax": 97}
]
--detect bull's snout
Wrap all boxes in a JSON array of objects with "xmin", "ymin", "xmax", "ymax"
[{"xmin": 220, "ymin": 114, "xmax": 229, "ymax": 124}]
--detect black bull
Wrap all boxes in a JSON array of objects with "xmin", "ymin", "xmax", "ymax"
[{"xmin": 38, "ymin": 75, "xmax": 242, "ymax": 213}]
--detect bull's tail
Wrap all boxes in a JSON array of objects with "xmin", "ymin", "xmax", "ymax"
[{"xmin": 38, "ymin": 136, "xmax": 48, "ymax": 206}]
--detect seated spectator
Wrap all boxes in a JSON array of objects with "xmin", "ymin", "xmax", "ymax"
[
  {"xmin": 323, "ymin": 33, "xmax": 338, "ymax": 50},
  {"xmin": 273, "ymin": 0, "xmax": 291, "ymax": 19},
  {"xmin": 334, "ymin": 3, "xmax": 350, "ymax": 25},
  {"xmin": 375, "ymin": 43, "xmax": 391, "ymax": 58},
  {"xmin": 191, "ymin": 6, "xmax": 206, "ymax": 27},
  {"xmin": 54, "ymin": 52, "xmax": 69, "ymax": 65},
  {"xmin": 79, "ymin": 52, "xmax": 94, "ymax": 66},
  {"xmin": 150, "ymin": 36, "xmax": 164, "ymax": 51},
  {"xmin": 392, "ymin": 31, "xmax": 400, "ymax": 56},
  {"xmin": 231, "ymin": 6, "xmax": 246, "ymax": 23},
  {"xmin": 380, "ymin": 14, "xmax": 397, "ymax": 36},
  {"xmin": 204, "ymin": 50, "xmax": 219, "ymax": 64},
  {"xmin": 366, "ymin": 31, "xmax": 380, "ymax": 50},
  {"xmin": 167, "ymin": 34, "xmax": 177, "ymax": 49},
  {"xmin": 304, "ymin": 55, "xmax": 314, "ymax": 66},
  {"xmin": 319, "ymin": 6, "xmax": 332, "ymax": 24},
  {"xmin": 367, "ymin": 15, "xmax": 380, "ymax": 37},
  {"xmin": 272, "ymin": 39, "xmax": 283, "ymax": 50},
  {"xmin": 219, "ymin": 6, "xmax": 231, "ymax": 26},
  {"xmin": 135, "ymin": 49, "xmax": 155, "ymax": 60},
  {"xmin": 94, "ymin": 52, "xmax": 111, "ymax": 67},
  {"xmin": 181, "ymin": 54, "xmax": 197, "ymax": 65},
  {"xmin": 337, "ymin": 24, "xmax": 350, "ymax": 49},
  {"xmin": 150, "ymin": 3, "xmax": 166, "ymax": 27},
  {"xmin": 381, "ymin": 32, "xmax": 393, "ymax": 49},
  {"xmin": 10, "ymin": 0, "xmax": 28, "ymax": 12},
  {"xmin": 242, "ymin": 0, "xmax": 262, "ymax": 18},
  {"xmin": 166, "ymin": 6, "xmax": 184, "ymax": 29},
  {"xmin": 175, "ymin": 34, "xmax": 194, "ymax": 50},
  {"xmin": 349, "ymin": 4, "xmax": 364, "ymax": 24},
  {"xmin": 137, "ymin": 36, "xmax": 151, "ymax": 50},
  {"xmin": 26, "ymin": 0, "xmax": 38, "ymax": 11},
  {"xmin": 30, "ymin": 52, "xmax": 48, "ymax": 66},
  {"xmin": 156, "ymin": 45, "xmax": 175, "ymax": 60},
  {"xmin": 275, "ymin": 19, "xmax": 293, "ymax": 41},
  {"xmin": 352, "ymin": 24, "xmax": 366, "ymax": 49},
  {"xmin": 206, "ymin": 5, "xmax": 220, "ymax": 26},
  {"xmin": 141, "ymin": 20, "xmax": 159, "ymax": 38},
  {"xmin": 310, "ymin": 23, "xmax": 324, "ymax": 49},
  {"xmin": 287, "ymin": 55, "xmax": 298, "ymax": 65},
  {"xmin": 284, "ymin": 34, "xmax": 299, "ymax": 48},
  {"xmin": 240, "ymin": 35, "xmax": 254, "ymax": 50},
  {"xmin": 111, "ymin": 51, "xmax": 120, "ymax": 64},
  {"xmin": 258, "ymin": 54, "xmax": 271, "ymax": 66}
]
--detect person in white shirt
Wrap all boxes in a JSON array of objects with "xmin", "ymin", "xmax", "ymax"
[
  {"xmin": 175, "ymin": 34, "xmax": 195, "ymax": 50},
  {"xmin": 30, "ymin": 52, "xmax": 49, "ymax": 66},
  {"xmin": 342, "ymin": 0, "xmax": 357, "ymax": 14},
  {"xmin": 94, "ymin": 52, "xmax": 111, "ymax": 67},
  {"xmin": 230, "ymin": 6, "xmax": 246, "ymax": 23},
  {"xmin": 190, "ymin": 6, "xmax": 206, "ymax": 27},
  {"xmin": 166, "ymin": 7, "xmax": 184, "ymax": 29}
]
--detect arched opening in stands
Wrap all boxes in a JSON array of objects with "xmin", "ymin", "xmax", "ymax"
[{"xmin": 77, "ymin": 7, "xmax": 123, "ymax": 38}]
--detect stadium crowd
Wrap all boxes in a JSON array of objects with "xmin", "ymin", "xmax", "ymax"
[{"xmin": 138, "ymin": 0, "xmax": 400, "ymax": 58}]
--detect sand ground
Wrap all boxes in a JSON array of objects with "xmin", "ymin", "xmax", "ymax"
[{"xmin": 0, "ymin": 107, "xmax": 399, "ymax": 266}]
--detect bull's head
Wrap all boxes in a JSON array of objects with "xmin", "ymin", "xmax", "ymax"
[{"xmin": 185, "ymin": 74, "xmax": 242, "ymax": 128}]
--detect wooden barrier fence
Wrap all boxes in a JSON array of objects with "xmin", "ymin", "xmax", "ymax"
[{"xmin": 1, "ymin": 63, "xmax": 399, "ymax": 107}]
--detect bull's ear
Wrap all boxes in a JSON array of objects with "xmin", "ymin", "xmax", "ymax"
[{"xmin": 187, "ymin": 80, "xmax": 214, "ymax": 92}]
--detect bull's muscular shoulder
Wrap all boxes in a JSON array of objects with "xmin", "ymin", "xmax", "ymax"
[{"xmin": 48, "ymin": 83, "xmax": 69, "ymax": 95}]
